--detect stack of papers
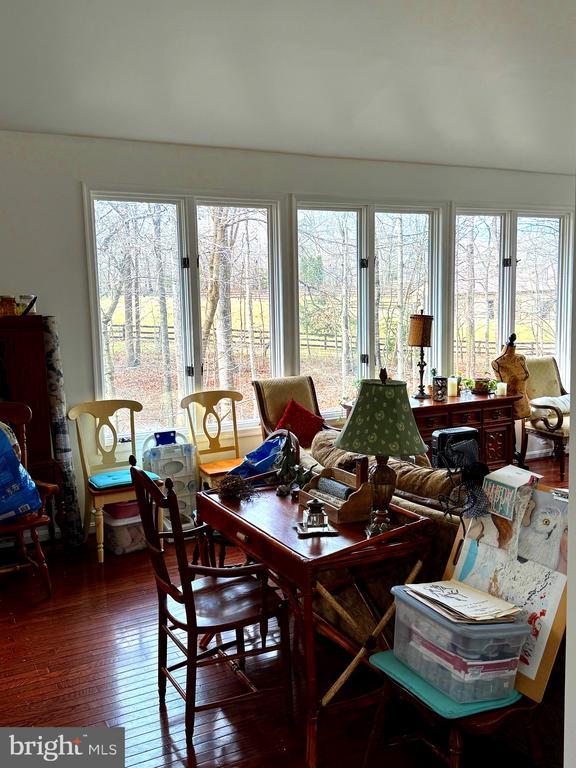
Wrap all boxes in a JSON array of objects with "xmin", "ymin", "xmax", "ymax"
[{"xmin": 405, "ymin": 580, "xmax": 522, "ymax": 624}]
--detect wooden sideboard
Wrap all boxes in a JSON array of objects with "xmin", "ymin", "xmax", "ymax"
[{"xmin": 344, "ymin": 394, "xmax": 519, "ymax": 469}]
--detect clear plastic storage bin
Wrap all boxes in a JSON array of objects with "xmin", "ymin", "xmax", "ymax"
[
  {"xmin": 392, "ymin": 585, "xmax": 529, "ymax": 703},
  {"xmin": 103, "ymin": 512, "xmax": 146, "ymax": 555}
]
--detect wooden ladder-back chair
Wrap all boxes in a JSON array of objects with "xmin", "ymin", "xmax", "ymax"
[
  {"xmin": 181, "ymin": 390, "xmax": 244, "ymax": 488},
  {"xmin": 68, "ymin": 399, "xmax": 158, "ymax": 563},
  {"xmin": 129, "ymin": 457, "xmax": 292, "ymax": 749},
  {"xmin": 0, "ymin": 402, "xmax": 57, "ymax": 597}
]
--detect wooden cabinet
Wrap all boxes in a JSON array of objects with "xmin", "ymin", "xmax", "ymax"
[
  {"xmin": 0, "ymin": 315, "xmax": 57, "ymax": 482},
  {"xmin": 410, "ymin": 394, "xmax": 519, "ymax": 469}
]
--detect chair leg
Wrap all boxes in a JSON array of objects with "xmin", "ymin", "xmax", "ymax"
[
  {"xmin": 95, "ymin": 505, "xmax": 105, "ymax": 564},
  {"xmin": 236, "ymin": 628, "xmax": 246, "ymax": 671},
  {"xmin": 218, "ymin": 541, "xmax": 226, "ymax": 568},
  {"xmin": 363, "ymin": 682, "xmax": 395, "ymax": 768},
  {"xmin": 553, "ymin": 439, "xmax": 567, "ymax": 482},
  {"xmin": 448, "ymin": 727, "xmax": 463, "ymax": 768},
  {"xmin": 279, "ymin": 606, "xmax": 293, "ymax": 721},
  {"xmin": 185, "ymin": 633, "xmax": 198, "ymax": 748},
  {"xmin": 30, "ymin": 527, "xmax": 52, "ymax": 597},
  {"xmin": 158, "ymin": 596, "xmax": 168, "ymax": 703},
  {"xmin": 16, "ymin": 529, "xmax": 27, "ymax": 561}
]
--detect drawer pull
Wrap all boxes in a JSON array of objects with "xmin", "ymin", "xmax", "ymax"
[
  {"xmin": 425, "ymin": 417, "xmax": 435, "ymax": 428},
  {"xmin": 236, "ymin": 532, "xmax": 249, "ymax": 544},
  {"xmin": 491, "ymin": 409, "xmax": 501, "ymax": 420},
  {"xmin": 460, "ymin": 413, "xmax": 469, "ymax": 424}
]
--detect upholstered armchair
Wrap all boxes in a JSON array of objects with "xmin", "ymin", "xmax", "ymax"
[{"xmin": 520, "ymin": 356, "xmax": 570, "ymax": 481}]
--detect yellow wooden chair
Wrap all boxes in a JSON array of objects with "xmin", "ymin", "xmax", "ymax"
[
  {"xmin": 68, "ymin": 399, "xmax": 160, "ymax": 564},
  {"xmin": 180, "ymin": 390, "xmax": 244, "ymax": 488}
]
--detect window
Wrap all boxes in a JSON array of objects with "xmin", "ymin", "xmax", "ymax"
[
  {"xmin": 454, "ymin": 214, "xmax": 502, "ymax": 376},
  {"xmin": 453, "ymin": 211, "xmax": 566, "ymax": 378},
  {"xmin": 92, "ymin": 198, "xmax": 187, "ymax": 433},
  {"xmin": 297, "ymin": 208, "xmax": 359, "ymax": 411},
  {"xmin": 374, "ymin": 211, "xmax": 430, "ymax": 392},
  {"xmin": 197, "ymin": 204, "xmax": 272, "ymax": 423},
  {"xmin": 515, "ymin": 216, "xmax": 560, "ymax": 356},
  {"xmin": 90, "ymin": 195, "xmax": 278, "ymax": 432}
]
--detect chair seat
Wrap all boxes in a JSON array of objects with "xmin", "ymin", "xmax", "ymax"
[
  {"xmin": 199, "ymin": 458, "xmax": 243, "ymax": 477},
  {"xmin": 0, "ymin": 512, "xmax": 50, "ymax": 533},
  {"xmin": 88, "ymin": 468, "xmax": 160, "ymax": 490},
  {"xmin": 192, "ymin": 574, "xmax": 282, "ymax": 630},
  {"xmin": 369, "ymin": 651, "xmax": 521, "ymax": 720}
]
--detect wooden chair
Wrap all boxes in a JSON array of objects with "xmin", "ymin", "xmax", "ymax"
[
  {"xmin": 68, "ymin": 399, "xmax": 157, "ymax": 564},
  {"xmin": 363, "ymin": 651, "xmax": 542, "ymax": 768},
  {"xmin": 252, "ymin": 375, "xmax": 333, "ymax": 441},
  {"xmin": 0, "ymin": 402, "xmax": 57, "ymax": 597},
  {"xmin": 129, "ymin": 457, "xmax": 292, "ymax": 749},
  {"xmin": 181, "ymin": 390, "xmax": 243, "ymax": 488}
]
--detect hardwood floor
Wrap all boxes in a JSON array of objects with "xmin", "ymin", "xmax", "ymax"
[{"xmin": 0, "ymin": 456, "xmax": 564, "ymax": 767}]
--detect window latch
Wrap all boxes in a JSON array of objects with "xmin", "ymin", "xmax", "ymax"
[
  {"xmin": 360, "ymin": 353, "xmax": 369, "ymax": 364},
  {"xmin": 186, "ymin": 365, "xmax": 194, "ymax": 377}
]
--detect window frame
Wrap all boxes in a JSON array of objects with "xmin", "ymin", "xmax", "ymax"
[
  {"xmin": 453, "ymin": 205, "xmax": 573, "ymax": 382},
  {"xmin": 84, "ymin": 186, "xmax": 284, "ymax": 433}
]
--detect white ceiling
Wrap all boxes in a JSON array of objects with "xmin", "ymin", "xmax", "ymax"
[{"xmin": 1, "ymin": 0, "xmax": 575, "ymax": 174}]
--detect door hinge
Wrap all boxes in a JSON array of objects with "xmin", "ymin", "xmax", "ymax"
[
  {"xmin": 186, "ymin": 365, "xmax": 194, "ymax": 377},
  {"xmin": 182, "ymin": 256, "xmax": 190, "ymax": 269},
  {"xmin": 360, "ymin": 353, "xmax": 369, "ymax": 364},
  {"xmin": 360, "ymin": 258, "xmax": 369, "ymax": 269}
]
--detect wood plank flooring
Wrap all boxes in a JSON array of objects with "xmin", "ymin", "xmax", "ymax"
[{"xmin": 0, "ymin": 457, "xmax": 565, "ymax": 767}]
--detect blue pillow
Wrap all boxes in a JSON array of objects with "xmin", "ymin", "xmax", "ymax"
[
  {"xmin": 88, "ymin": 468, "xmax": 160, "ymax": 490},
  {"xmin": 0, "ymin": 429, "xmax": 42, "ymax": 524}
]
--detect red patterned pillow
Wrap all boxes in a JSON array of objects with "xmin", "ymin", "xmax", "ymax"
[{"xmin": 275, "ymin": 399, "xmax": 324, "ymax": 448}]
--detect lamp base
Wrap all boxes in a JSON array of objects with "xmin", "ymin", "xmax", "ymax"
[
  {"xmin": 412, "ymin": 390, "xmax": 430, "ymax": 400},
  {"xmin": 366, "ymin": 455, "xmax": 396, "ymax": 537}
]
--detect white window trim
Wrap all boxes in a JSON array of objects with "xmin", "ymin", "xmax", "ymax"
[
  {"xmin": 453, "ymin": 205, "xmax": 573, "ymax": 378},
  {"xmin": 84, "ymin": 185, "xmax": 285, "ymax": 435}
]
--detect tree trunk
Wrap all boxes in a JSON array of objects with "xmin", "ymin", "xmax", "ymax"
[
  {"xmin": 154, "ymin": 213, "xmax": 175, "ymax": 425},
  {"xmin": 466, "ymin": 223, "xmax": 476, "ymax": 375}
]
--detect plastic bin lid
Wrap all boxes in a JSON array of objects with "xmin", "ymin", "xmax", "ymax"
[
  {"xmin": 392, "ymin": 585, "xmax": 529, "ymax": 639},
  {"xmin": 103, "ymin": 511, "xmax": 142, "ymax": 527}
]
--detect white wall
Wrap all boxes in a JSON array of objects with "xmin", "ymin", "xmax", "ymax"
[{"xmin": 1, "ymin": 129, "xmax": 573, "ymax": 423}]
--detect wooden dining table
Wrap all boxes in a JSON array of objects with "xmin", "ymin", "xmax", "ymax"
[{"xmin": 196, "ymin": 486, "xmax": 432, "ymax": 768}]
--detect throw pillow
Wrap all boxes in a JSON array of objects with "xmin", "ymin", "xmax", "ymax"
[{"xmin": 276, "ymin": 399, "xmax": 324, "ymax": 448}]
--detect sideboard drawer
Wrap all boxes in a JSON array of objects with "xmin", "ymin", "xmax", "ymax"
[
  {"xmin": 414, "ymin": 412, "xmax": 450, "ymax": 433},
  {"xmin": 484, "ymin": 404, "xmax": 513, "ymax": 423},
  {"xmin": 450, "ymin": 408, "xmax": 482, "ymax": 428}
]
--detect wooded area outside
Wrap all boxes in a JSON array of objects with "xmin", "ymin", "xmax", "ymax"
[
  {"xmin": 93, "ymin": 200, "xmax": 562, "ymax": 436},
  {"xmin": 454, "ymin": 214, "xmax": 560, "ymax": 377}
]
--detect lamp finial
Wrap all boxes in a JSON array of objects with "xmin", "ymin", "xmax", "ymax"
[{"xmin": 379, "ymin": 368, "xmax": 388, "ymax": 384}]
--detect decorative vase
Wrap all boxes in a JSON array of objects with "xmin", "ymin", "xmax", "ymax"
[{"xmin": 432, "ymin": 376, "xmax": 448, "ymax": 402}]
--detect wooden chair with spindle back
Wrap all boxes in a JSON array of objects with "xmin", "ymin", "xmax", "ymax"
[
  {"xmin": 129, "ymin": 457, "xmax": 293, "ymax": 749},
  {"xmin": 0, "ymin": 401, "xmax": 58, "ymax": 596}
]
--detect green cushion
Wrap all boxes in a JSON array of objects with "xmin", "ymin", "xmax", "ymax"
[{"xmin": 369, "ymin": 651, "xmax": 521, "ymax": 719}]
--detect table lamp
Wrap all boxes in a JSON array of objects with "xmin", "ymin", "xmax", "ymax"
[
  {"xmin": 408, "ymin": 310, "xmax": 434, "ymax": 399},
  {"xmin": 335, "ymin": 369, "xmax": 427, "ymax": 536}
]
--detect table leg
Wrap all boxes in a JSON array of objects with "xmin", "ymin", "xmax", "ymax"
[{"xmin": 302, "ymin": 579, "xmax": 319, "ymax": 768}]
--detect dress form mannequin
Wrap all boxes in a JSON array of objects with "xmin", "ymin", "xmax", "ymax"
[
  {"xmin": 491, "ymin": 333, "xmax": 530, "ymax": 419},
  {"xmin": 491, "ymin": 334, "xmax": 530, "ymax": 467}
]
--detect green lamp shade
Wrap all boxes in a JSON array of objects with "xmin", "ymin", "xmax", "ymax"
[{"xmin": 335, "ymin": 378, "xmax": 426, "ymax": 456}]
